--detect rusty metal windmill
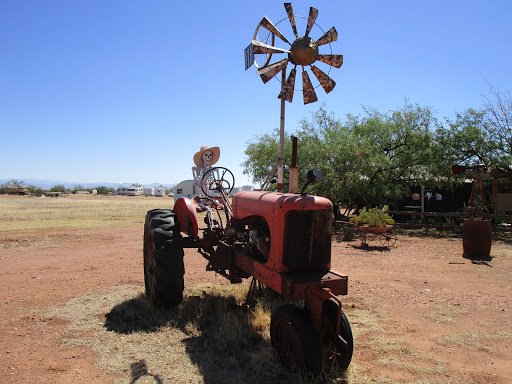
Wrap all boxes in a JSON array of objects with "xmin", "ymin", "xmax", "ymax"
[{"xmin": 245, "ymin": 3, "xmax": 343, "ymax": 191}]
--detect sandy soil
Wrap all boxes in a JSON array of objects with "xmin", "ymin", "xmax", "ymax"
[{"xmin": 0, "ymin": 224, "xmax": 510, "ymax": 383}]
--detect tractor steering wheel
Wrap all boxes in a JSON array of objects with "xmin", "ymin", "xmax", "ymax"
[{"xmin": 201, "ymin": 167, "xmax": 235, "ymax": 198}]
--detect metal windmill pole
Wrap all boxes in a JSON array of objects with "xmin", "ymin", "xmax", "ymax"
[{"xmin": 277, "ymin": 68, "xmax": 286, "ymax": 192}]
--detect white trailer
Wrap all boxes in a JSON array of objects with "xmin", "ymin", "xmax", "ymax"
[
  {"xmin": 144, "ymin": 188, "xmax": 155, "ymax": 196},
  {"xmin": 154, "ymin": 187, "xmax": 166, "ymax": 197},
  {"xmin": 174, "ymin": 180, "xmax": 198, "ymax": 202},
  {"xmin": 117, "ymin": 187, "xmax": 143, "ymax": 196}
]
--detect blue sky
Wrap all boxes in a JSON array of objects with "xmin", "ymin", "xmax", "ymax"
[{"xmin": 1, "ymin": 1, "xmax": 511, "ymax": 187}]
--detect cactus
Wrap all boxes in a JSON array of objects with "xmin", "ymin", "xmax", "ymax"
[{"xmin": 349, "ymin": 205, "xmax": 395, "ymax": 227}]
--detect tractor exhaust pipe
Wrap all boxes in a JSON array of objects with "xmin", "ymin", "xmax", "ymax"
[{"xmin": 289, "ymin": 136, "xmax": 299, "ymax": 193}]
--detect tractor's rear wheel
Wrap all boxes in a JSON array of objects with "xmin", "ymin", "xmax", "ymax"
[
  {"xmin": 143, "ymin": 209, "xmax": 184, "ymax": 308},
  {"xmin": 321, "ymin": 300, "xmax": 353, "ymax": 370},
  {"xmin": 270, "ymin": 304, "xmax": 322, "ymax": 375}
]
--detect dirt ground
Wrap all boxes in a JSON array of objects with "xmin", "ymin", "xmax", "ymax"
[{"xmin": 0, "ymin": 223, "xmax": 511, "ymax": 383}]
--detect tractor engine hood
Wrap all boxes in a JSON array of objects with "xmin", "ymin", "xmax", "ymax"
[
  {"xmin": 232, "ymin": 191, "xmax": 333, "ymax": 219},
  {"xmin": 232, "ymin": 191, "xmax": 334, "ymax": 273}
]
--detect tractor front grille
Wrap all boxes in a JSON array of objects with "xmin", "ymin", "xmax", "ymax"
[{"xmin": 282, "ymin": 210, "xmax": 332, "ymax": 270}]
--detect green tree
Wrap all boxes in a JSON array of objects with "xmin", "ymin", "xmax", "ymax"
[
  {"xmin": 349, "ymin": 102, "xmax": 445, "ymax": 205},
  {"xmin": 1, "ymin": 179, "xmax": 26, "ymax": 194},
  {"xmin": 50, "ymin": 185, "xmax": 66, "ymax": 193},
  {"xmin": 482, "ymin": 87, "xmax": 512, "ymax": 175},
  {"xmin": 295, "ymin": 107, "xmax": 362, "ymax": 209},
  {"xmin": 26, "ymin": 185, "xmax": 45, "ymax": 195},
  {"xmin": 243, "ymin": 102, "xmax": 443, "ymax": 213},
  {"xmin": 72, "ymin": 185, "xmax": 84, "ymax": 193},
  {"xmin": 437, "ymin": 109, "xmax": 490, "ymax": 167},
  {"xmin": 95, "ymin": 186, "xmax": 116, "ymax": 195},
  {"xmin": 437, "ymin": 88, "xmax": 512, "ymax": 177},
  {"xmin": 243, "ymin": 129, "xmax": 291, "ymax": 189}
]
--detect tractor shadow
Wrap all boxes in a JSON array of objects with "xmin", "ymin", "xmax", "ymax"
[
  {"xmin": 104, "ymin": 291, "xmax": 304, "ymax": 383},
  {"xmin": 104, "ymin": 293, "xmax": 168, "ymax": 334}
]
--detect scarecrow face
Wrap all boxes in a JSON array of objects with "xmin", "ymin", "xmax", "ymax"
[{"xmin": 201, "ymin": 150, "xmax": 213, "ymax": 165}]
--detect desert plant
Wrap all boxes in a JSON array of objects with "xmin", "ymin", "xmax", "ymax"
[{"xmin": 349, "ymin": 206, "xmax": 395, "ymax": 227}]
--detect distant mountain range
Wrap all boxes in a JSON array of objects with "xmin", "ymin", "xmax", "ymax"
[{"xmin": 0, "ymin": 179, "xmax": 177, "ymax": 190}]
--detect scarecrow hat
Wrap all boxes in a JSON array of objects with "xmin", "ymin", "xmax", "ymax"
[{"xmin": 193, "ymin": 146, "xmax": 220, "ymax": 166}]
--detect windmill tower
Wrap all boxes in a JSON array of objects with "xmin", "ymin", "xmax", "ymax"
[{"xmin": 245, "ymin": 3, "xmax": 343, "ymax": 191}]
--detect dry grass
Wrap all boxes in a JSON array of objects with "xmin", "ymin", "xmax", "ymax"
[
  {"xmin": 26, "ymin": 282, "xmax": 474, "ymax": 384},
  {"xmin": 436, "ymin": 330, "xmax": 512, "ymax": 353},
  {"xmin": 0, "ymin": 195, "xmax": 173, "ymax": 232},
  {"xmin": 425, "ymin": 305, "xmax": 469, "ymax": 323},
  {"xmin": 372, "ymin": 338, "xmax": 451, "ymax": 378},
  {"xmin": 38, "ymin": 284, "xmax": 318, "ymax": 384},
  {"xmin": 329, "ymin": 299, "xmax": 472, "ymax": 384}
]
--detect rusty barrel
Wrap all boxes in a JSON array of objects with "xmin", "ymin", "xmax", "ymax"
[{"xmin": 462, "ymin": 219, "xmax": 492, "ymax": 259}]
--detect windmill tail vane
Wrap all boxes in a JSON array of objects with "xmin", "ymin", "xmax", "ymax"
[{"xmin": 245, "ymin": 3, "xmax": 343, "ymax": 105}]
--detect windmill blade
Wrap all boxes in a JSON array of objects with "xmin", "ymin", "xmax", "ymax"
[
  {"xmin": 252, "ymin": 40, "xmax": 291, "ymax": 55},
  {"xmin": 278, "ymin": 67, "xmax": 297, "ymax": 102},
  {"xmin": 256, "ymin": 58, "xmax": 289, "ymax": 84},
  {"xmin": 311, "ymin": 65, "xmax": 336, "ymax": 94},
  {"xmin": 302, "ymin": 70, "xmax": 318, "ymax": 104},
  {"xmin": 259, "ymin": 16, "xmax": 291, "ymax": 45},
  {"xmin": 284, "ymin": 3, "xmax": 298, "ymax": 38},
  {"xmin": 317, "ymin": 54, "xmax": 344, "ymax": 68},
  {"xmin": 305, "ymin": 7, "xmax": 319, "ymax": 37},
  {"xmin": 316, "ymin": 27, "xmax": 338, "ymax": 46}
]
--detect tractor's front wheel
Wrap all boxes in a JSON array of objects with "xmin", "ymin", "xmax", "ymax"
[
  {"xmin": 143, "ymin": 209, "xmax": 184, "ymax": 308},
  {"xmin": 321, "ymin": 300, "xmax": 354, "ymax": 370},
  {"xmin": 270, "ymin": 304, "xmax": 322, "ymax": 374}
]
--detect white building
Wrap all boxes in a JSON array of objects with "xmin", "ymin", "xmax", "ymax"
[{"xmin": 231, "ymin": 185, "xmax": 253, "ymax": 194}]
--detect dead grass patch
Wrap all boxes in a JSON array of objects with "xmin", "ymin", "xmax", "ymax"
[
  {"xmin": 0, "ymin": 234, "xmax": 59, "ymax": 250},
  {"xmin": 374, "ymin": 341, "xmax": 451, "ymax": 378},
  {"xmin": 425, "ymin": 305, "xmax": 469, "ymax": 323},
  {"xmin": 346, "ymin": 297, "xmax": 389, "ymax": 338},
  {"xmin": 436, "ymin": 330, "xmax": 512, "ymax": 353},
  {"xmin": 38, "ymin": 284, "xmax": 322, "ymax": 383},
  {"xmin": 342, "ymin": 300, "xmax": 470, "ymax": 383},
  {"xmin": 0, "ymin": 195, "xmax": 173, "ymax": 232}
]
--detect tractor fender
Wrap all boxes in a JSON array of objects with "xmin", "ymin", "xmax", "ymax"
[{"xmin": 173, "ymin": 197, "xmax": 199, "ymax": 238}]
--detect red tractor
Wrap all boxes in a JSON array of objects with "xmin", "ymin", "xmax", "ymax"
[{"xmin": 143, "ymin": 166, "xmax": 353, "ymax": 374}]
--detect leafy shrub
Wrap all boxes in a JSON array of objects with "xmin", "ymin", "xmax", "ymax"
[{"xmin": 349, "ymin": 205, "xmax": 395, "ymax": 227}]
